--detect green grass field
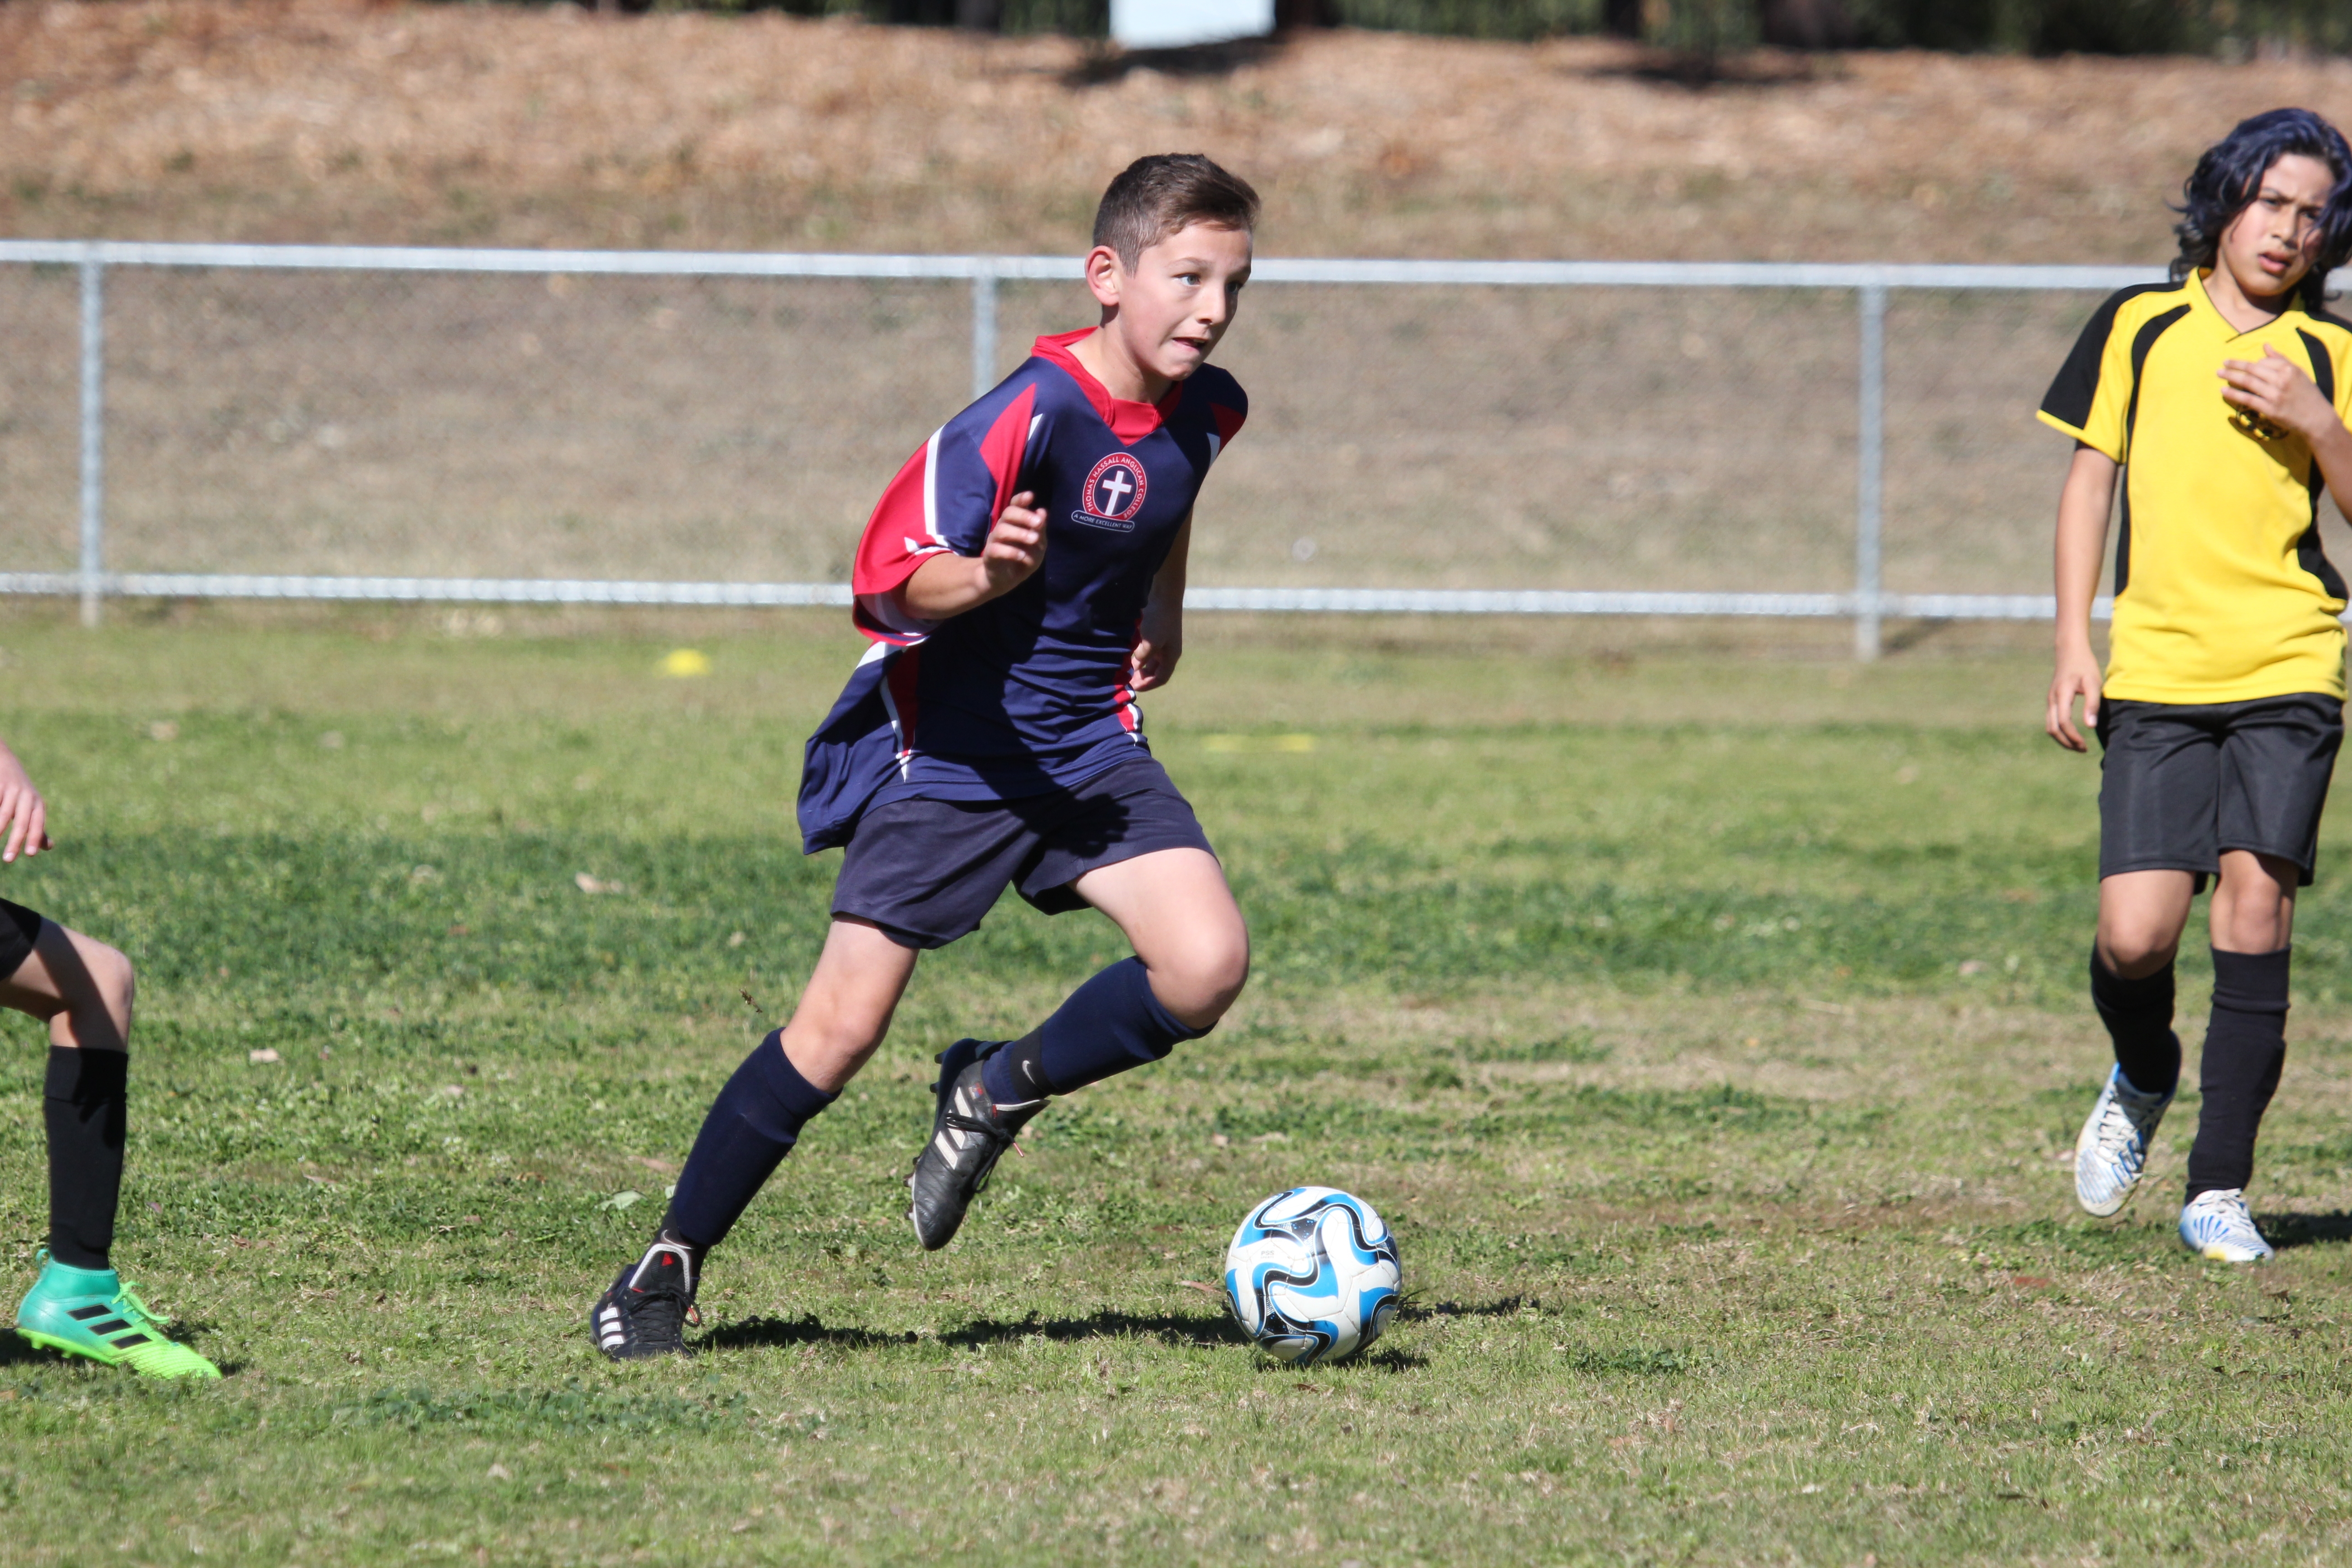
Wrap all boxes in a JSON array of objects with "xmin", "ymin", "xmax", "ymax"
[{"xmin": 1, "ymin": 609, "xmax": 2349, "ymax": 1565}]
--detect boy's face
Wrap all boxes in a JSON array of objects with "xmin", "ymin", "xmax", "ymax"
[
  {"xmin": 2217, "ymin": 152, "xmax": 2336, "ymax": 302},
  {"xmin": 1088, "ymin": 220, "xmax": 1253, "ymax": 387}
]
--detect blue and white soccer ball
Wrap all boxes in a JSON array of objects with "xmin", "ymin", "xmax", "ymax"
[{"xmin": 1224, "ymin": 1186, "xmax": 1402, "ymax": 1366}]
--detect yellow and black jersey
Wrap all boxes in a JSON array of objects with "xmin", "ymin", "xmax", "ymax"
[{"xmin": 2038, "ymin": 268, "xmax": 2352, "ymax": 704}]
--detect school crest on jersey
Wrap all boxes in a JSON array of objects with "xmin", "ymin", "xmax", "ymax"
[{"xmin": 1072, "ymin": 452, "xmax": 1150, "ymax": 531}]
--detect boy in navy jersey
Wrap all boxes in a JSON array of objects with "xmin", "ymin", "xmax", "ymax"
[{"xmin": 592, "ymin": 155, "xmax": 1258, "ymax": 1357}]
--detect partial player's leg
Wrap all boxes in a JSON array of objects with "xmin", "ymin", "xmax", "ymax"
[
  {"xmin": 2176, "ymin": 696, "xmax": 2339, "ymax": 1264},
  {"xmin": 2176, "ymin": 849, "xmax": 2297, "ymax": 1263},
  {"xmin": 0, "ymin": 904, "xmax": 219, "ymax": 1378},
  {"xmin": 2074, "ymin": 699, "xmax": 2211, "ymax": 1218},
  {"xmin": 2077, "ymin": 869, "xmax": 2196, "ymax": 1216},
  {"xmin": 593, "ymin": 917, "xmax": 918, "ymax": 1359},
  {"xmin": 910, "ymin": 846, "xmax": 1248, "ymax": 1250}
]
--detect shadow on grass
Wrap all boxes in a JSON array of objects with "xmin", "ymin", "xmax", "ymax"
[
  {"xmin": 702, "ymin": 1308, "xmax": 1248, "ymax": 1353},
  {"xmin": 943, "ymin": 1309, "xmax": 1247, "ymax": 1350},
  {"xmin": 0, "ymin": 1321, "xmax": 244, "ymax": 1377},
  {"xmin": 1252, "ymin": 1345, "xmax": 1428, "ymax": 1375},
  {"xmin": 2260, "ymin": 1211, "xmax": 2352, "ymax": 1251},
  {"xmin": 1061, "ymin": 38, "xmax": 1284, "ymax": 88},
  {"xmin": 701, "ymin": 1315, "xmax": 920, "ymax": 1353},
  {"xmin": 1577, "ymin": 46, "xmax": 1825, "ymax": 91}
]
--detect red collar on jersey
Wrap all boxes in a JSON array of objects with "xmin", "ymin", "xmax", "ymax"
[{"xmin": 1032, "ymin": 328, "xmax": 1186, "ymax": 443}]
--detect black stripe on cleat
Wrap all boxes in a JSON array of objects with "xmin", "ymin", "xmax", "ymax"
[
  {"xmin": 89, "ymin": 1319, "xmax": 132, "ymax": 1335},
  {"xmin": 67, "ymin": 1305, "xmax": 109, "ymax": 1321},
  {"xmin": 113, "ymin": 1333, "xmax": 151, "ymax": 1347}
]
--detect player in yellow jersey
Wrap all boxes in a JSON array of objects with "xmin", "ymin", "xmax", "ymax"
[{"xmin": 2043, "ymin": 109, "xmax": 2352, "ymax": 1263}]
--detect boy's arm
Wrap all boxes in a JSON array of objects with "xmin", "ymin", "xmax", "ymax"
[
  {"xmin": 2219, "ymin": 344, "xmax": 2352, "ymax": 517},
  {"xmin": 0, "ymin": 738, "xmax": 50, "ymax": 862},
  {"xmin": 898, "ymin": 492, "xmax": 1049, "ymax": 620},
  {"xmin": 1131, "ymin": 509, "xmax": 1191, "ymax": 694},
  {"xmin": 2047, "ymin": 445, "xmax": 2118, "ymax": 754}
]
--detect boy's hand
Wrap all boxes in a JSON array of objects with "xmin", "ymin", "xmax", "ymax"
[
  {"xmin": 902, "ymin": 493, "xmax": 1049, "ymax": 620},
  {"xmin": 2046, "ymin": 644, "xmax": 2103, "ymax": 753},
  {"xmin": 980, "ymin": 492, "xmax": 1048, "ymax": 597},
  {"xmin": 0, "ymin": 747, "xmax": 50, "ymax": 862},
  {"xmin": 2220, "ymin": 345, "xmax": 2339, "ymax": 442},
  {"xmin": 1130, "ymin": 611, "xmax": 1182, "ymax": 693}
]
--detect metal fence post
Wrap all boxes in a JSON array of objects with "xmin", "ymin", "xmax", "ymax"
[
  {"xmin": 1854, "ymin": 279, "xmax": 1886, "ymax": 662},
  {"xmin": 77, "ymin": 253, "xmax": 105, "ymax": 629},
  {"xmin": 970, "ymin": 260, "xmax": 999, "ymax": 402}
]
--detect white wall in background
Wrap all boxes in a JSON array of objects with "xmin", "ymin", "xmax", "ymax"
[{"xmin": 1110, "ymin": 0, "xmax": 1275, "ymax": 49}]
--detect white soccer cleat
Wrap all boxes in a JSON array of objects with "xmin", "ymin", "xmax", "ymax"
[
  {"xmin": 2179, "ymin": 1188, "xmax": 2274, "ymax": 1264},
  {"xmin": 2074, "ymin": 1065, "xmax": 2172, "ymax": 1217}
]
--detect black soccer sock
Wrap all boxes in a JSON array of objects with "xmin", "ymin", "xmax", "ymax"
[
  {"xmin": 44, "ymin": 1046, "xmax": 127, "ymax": 1272},
  {"xmin": 980, "ymin": 956, "xmax": 1210, "ymax": 1107},
  {"xmin": 661, "ymin": 1030, "xmax": 836, "ymax": 1252},
  {"xmin": 2089, "ymin": 947, "xmax": 2180, "ymax": 1097},
  {"xmin": 2185, "ymin": 946, "xmax": 2292, "ymax": 1201}
]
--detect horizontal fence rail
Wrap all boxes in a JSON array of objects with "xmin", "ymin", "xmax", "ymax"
[
  {"xmin": 0, "ymin": 242, "xmax": 2207, "ymax": 654},
  {"xmin": 0, "ymin": 573, "xmax": 2118, "ymax": 621}
]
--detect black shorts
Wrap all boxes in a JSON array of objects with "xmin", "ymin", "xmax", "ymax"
[
  {"xmin": 831, "ymin": 756, "xmax": 1216, "ymax": 950},
  {"xmin": 0, "ymin": 898, "xmax": 42, "ymax": 982},
  {"xmin": 2097, "ymin": 694, "xmax": 2343, "ymax": 888}
]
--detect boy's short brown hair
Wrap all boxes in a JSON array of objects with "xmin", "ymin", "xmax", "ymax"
[{"xmin": 1092, "ymin": 155, "xmax": 1260, "ymax": 269}]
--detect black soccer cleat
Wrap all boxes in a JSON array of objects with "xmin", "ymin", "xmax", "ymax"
[
  {"xmin": 590, "ymin": 1240, "xmax": 701, "ymax": 1360},
  {"xmin": 908, "ymin": 1039, "xmax": 1039, "ymax": 1251}
]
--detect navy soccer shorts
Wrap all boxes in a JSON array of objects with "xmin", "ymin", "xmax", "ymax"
[
  {"xmin": 2096, "ymin": 693, "xmax": 2343, "ymax": 889},
  {"xmin": 0, "ymin": 898, "xmax": 42, "ymax": 982},
  {"xmin": 831, "ymin": 756, "xmax": 1216, "ymax": 950}
]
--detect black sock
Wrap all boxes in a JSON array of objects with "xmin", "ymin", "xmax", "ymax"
[
  {"xmin": 979, "ymin": 957, "xmax": 1210, "ymax": 1107},
  {"xmin": 2089, "ymin": 947, "xmax": 2180, "ymax": 1097},
  {"xmin": 44, "ymin": 1047, "xmax": 127, "ymax": 1272},
  {"xmin": 661, "ymin": 1030, "xmax": 836, "ymax": 1252},
  {"xmin": 2185, "ymin": 946, "xmax": 2291, "ymax": 1201}
]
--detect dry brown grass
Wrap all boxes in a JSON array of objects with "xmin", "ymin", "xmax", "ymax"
[{"xmin": 8, "ymin": 0, "xmax": 2352, "ymax": 260}]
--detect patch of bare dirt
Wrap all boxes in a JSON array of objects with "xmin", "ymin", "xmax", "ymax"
[{"xmin": 7, "ymin": 1, "xmax": 2352, "ymax": 259}]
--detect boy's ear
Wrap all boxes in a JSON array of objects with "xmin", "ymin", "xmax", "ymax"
[{"xmin": 1084, "ymin": 245, "xmax": 1125, "ymax": 312}]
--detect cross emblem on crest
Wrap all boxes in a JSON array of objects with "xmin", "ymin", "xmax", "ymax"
[{"xmin": 1096, "ymin": 468, "xmax": 1134, "ymax": 514}]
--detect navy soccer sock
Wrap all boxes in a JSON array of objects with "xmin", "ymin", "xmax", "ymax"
[
  {"xmin": 980, "ymin": 956, "xmax": 1210, "ymax": 1107},
  {"xmin": 2185, "ymin": 946, "xmax": 2291, "ymax": 1201},
  {"xmin": 660, "ymin": 1031, "xmax": 836, "ymax": 1253},
  {"xmin": 2089, "ymin": 947, "xmax": 2180, "ymax": 1098}
]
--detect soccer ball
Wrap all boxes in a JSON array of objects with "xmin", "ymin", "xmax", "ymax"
[{"xmin": 1223, "ymin": 1186, "xmax": 1402, "ymax": 1366}]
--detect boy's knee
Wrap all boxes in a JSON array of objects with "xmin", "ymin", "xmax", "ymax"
[
  {"xmin": 2099, "ymin": 928, "xmax": 2178, "ymax": 978},
  {"xmin": 85, "ymin": 942, "xmax": 135, "ymax": 1014},
  {"xmin": 1156, "ymin": 938, "xmax": 1249, "ymax": 1027}
]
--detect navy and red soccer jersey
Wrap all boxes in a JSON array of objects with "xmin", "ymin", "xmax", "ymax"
[{"xmin": 796, "ymin": 328, "xmax": 1247, "ymax": 852}]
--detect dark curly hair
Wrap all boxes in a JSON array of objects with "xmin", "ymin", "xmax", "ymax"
[{"xmin": 2174, "ymin": 108, "xmax": 2352, "ymax": 311}]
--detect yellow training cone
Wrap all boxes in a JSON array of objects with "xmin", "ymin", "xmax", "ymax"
[{"xmin": 658, "ymin": 648, "xmax": 712, "ymax": 678}]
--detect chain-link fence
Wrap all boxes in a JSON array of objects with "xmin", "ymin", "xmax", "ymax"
[{"xmin": 0, "ymin": 244, "xmax": 2211, "ymax": 656}]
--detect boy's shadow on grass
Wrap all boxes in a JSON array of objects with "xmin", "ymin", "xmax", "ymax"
[
  {"xmin": 2259, "ymin": 1211, "xmax": 2352, "ymax": 1251},
  {"xmin": 704, "ymin": 1308, "xmax": 1250, "ymax": 1354}
]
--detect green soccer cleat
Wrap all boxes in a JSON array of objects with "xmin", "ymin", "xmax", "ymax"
[{"xmin": 15, "ymin": 1253, "xmax": 222, "ymax": 1379}]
